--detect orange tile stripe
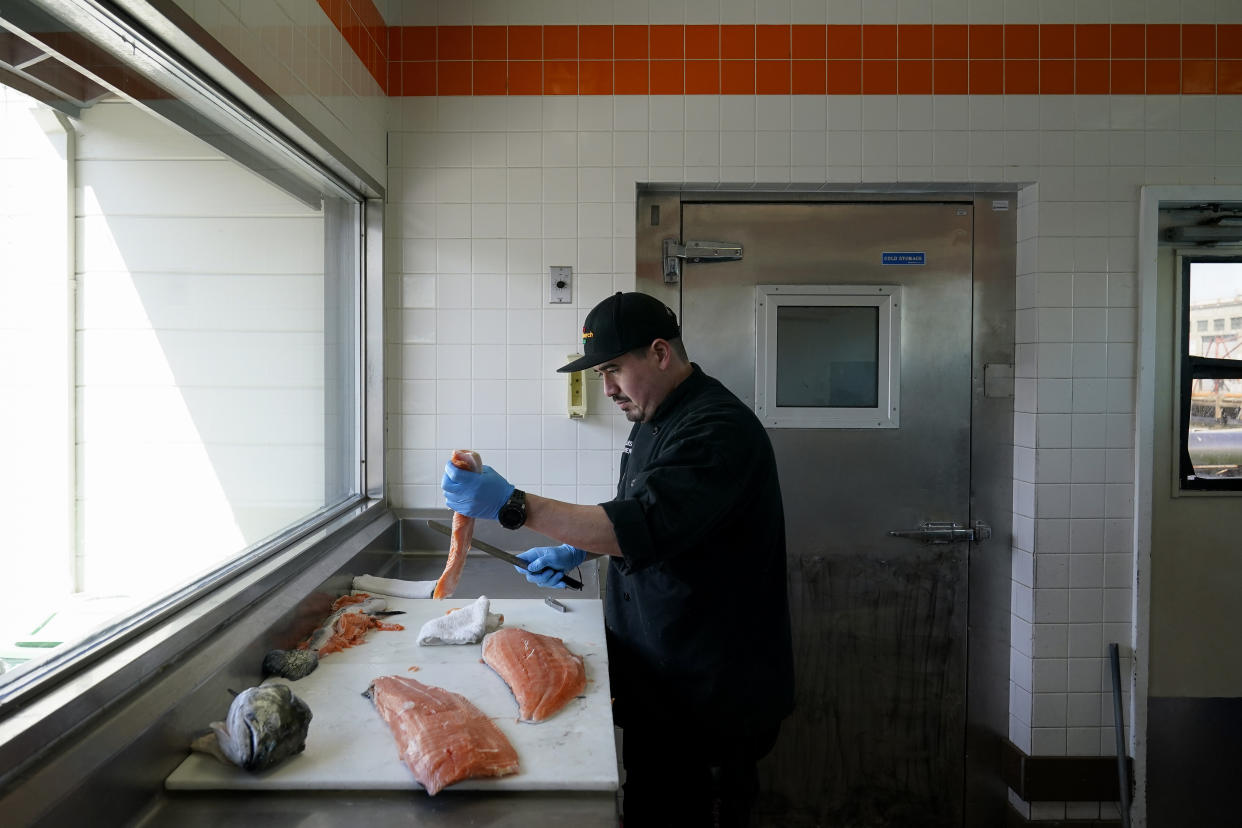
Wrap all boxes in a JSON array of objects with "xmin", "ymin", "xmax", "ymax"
[
  {"xmin": 318, "ymin": 0, "xmax": 389, "ymax": 90},
  {"xmin": 315, "ymin": 10, "xmax": 1242, "ymax": 97}
]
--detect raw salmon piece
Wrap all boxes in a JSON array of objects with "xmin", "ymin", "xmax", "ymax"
[
  {"xmin": 316, "ymin": 610, "xmax": 404, "ymax": 656},
  {"xmin": 364, "ymin": 676, "xmax": 520, "ymax": 795},
  {"xmin": 481, "ymin": 627, "xmax": 587, "ymax": 723},
  {"xmin": 433, "ymin": 449, "xmax": 483, "ymax": 599},
  {"xmin": 299, "ymin": 594, "xmax": 404, "ymax": 656},
  {"xmin": 266, "ymin": 594, "xmax": 404, "ymax": 680}
]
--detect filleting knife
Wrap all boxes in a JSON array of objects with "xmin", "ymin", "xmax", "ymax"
[{"xmin": 425, "ymin": 519, "xmax": 584, "ymax": 591}]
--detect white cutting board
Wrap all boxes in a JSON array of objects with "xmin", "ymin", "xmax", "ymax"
[{"xmin": 165, "ymin": 597, "xmax": 617, "ymax": 793}]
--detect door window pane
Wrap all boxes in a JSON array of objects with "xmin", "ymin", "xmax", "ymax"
[
  {"xmin": 776, "ymin": 306, "xmax": 878, "ymax": 408},
  {"xmin": 1181, "ymin": 259, "xmax": 1242, "ymax": 486}
]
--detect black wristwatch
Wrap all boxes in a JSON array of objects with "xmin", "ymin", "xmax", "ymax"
[{"xmin": 497, "ymin": 489, "xmax": 527, "ymax": 530}]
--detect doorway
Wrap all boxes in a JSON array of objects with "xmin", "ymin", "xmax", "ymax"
[
  {"xmin": 1140, "ymin": 196, "xmax": 1242, "ymax": 827},
  {"xmin": 636, "ymin": 190, "xmax": 1016, "ymax": 827}
]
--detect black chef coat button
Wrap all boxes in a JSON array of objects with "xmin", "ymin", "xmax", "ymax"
[{"xmin": 623, "ymin": 592, "xmax": 631, "ymax": 601}]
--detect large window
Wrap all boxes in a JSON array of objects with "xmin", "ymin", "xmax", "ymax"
[
  {"xmin": 1179, "ymin": 257, "xmax": 1242, "ymax": 490},
  {"xmin": 0, "ymin": 3, "xmax": 372, "ymax": 690}
]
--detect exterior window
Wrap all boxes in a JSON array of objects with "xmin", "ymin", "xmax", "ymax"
[
  {"xmin": 1233, "ymin": 317, "xmax": 1242, "ymax": 330},
  {"xmin": 1, "ymin": 44, "xmax": 368, "ymax": 682},
  {"xmin": 1179, "ymin": 258, "xmax": 1242, "ymax": 490}
]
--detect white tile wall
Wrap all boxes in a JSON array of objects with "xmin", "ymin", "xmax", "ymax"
[
  {"xmin": 388, "ymin": 63, "xmax": 1242, "ymax": 788},
  {"xmin": 174, "ymin": 0, "xmax": 387, "ymax": 184}
]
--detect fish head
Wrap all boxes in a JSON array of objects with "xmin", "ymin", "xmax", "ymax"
[{"xmin": 215, "ymin": 684, "xmax": 313, "ymax": 772}]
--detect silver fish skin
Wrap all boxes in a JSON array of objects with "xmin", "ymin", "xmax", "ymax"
[
  {"xmin": 200, "ymin": 684, "xmax": 312, "ymax": 772},
  {"xmin": 262, "ymin": 648, "xmax": 318, "ymax": 680}
]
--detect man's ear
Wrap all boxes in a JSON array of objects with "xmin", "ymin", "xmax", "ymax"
[{"xmin": 650, "ymin": 338, "xmax": 673, "ymax": 368}]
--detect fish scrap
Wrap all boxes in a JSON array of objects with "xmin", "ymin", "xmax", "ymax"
[{"xmin": 264, "ymin": 593, "xmax": 404, "ymax": 680}]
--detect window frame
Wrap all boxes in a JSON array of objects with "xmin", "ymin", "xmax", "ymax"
[
  {"xmin": 755, "ymin": 284, "xmax": 902, "ymax": 429},
  {"xmin": 1176, "ymin": 253, "xmax": 1242, "ymax": 492}
]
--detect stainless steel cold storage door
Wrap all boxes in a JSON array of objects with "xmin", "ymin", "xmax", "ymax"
[{"xmin": 660, "ymin": 199, "xmax": 976, "ymax": 827}]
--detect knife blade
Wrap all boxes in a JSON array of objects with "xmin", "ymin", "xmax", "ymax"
[{"xmin": 425, "ymin": 519, "xmax": 584, "ymax": 591}]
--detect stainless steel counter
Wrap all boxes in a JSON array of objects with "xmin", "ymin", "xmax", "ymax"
[
  {"xmin": 132, "ymin": 790, "xmax": 618, "ymax": 827},
  {"xmin": 2, "ymin": 508, "xmax": 618, "ymax": 827}
]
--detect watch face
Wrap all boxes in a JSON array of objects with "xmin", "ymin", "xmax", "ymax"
[
  {"xmin": 499, "ymin": 495, "xmax": 524, "ymax": 528},
  {"xmin": 499, "ymin": 490, "xmax": 525, "ymax": 528}
]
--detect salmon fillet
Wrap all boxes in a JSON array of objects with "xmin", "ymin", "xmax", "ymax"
[
  {"xmin": 433, "ymin": 449, "xmax": 482, "ymax": 599},
  {"xmin": 365, "ymin": 675, "xmax": 520, "ymax": 795},
  {"xmin": 481, "ymin": 628, "xmax": 587, "ymax": 723}
]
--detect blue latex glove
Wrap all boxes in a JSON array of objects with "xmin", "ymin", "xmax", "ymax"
[
  {"xmin": 513, "ymin": 544, "xmax": 587, "ymax": 589},
  {"xmin": 442, "ymin": 462, "xmax": 514, "ymax": 520}
]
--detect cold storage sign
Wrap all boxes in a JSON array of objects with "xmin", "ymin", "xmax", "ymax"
[{"xmin": 881, "ymin": 251, "xmax": 926, "ymax": 266}]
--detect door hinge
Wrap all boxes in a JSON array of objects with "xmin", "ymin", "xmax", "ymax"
[
  {"xmin": 662, "ymin": 238, "xmax": 743, "ymax": 284},
  {"xmin": 888, "ymin": 520, "xmax": 993, "ymax": 544}
]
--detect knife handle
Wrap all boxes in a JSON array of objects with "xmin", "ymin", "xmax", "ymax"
[{"xmin": 537, "ymin": 568, "xmax": 583, "ymax": 591}]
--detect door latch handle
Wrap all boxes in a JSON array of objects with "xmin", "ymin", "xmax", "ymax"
[
  {"xmin": 888, "ymin": 520, "xmax": 992, "ymax": 544},
  {"xmin": 662, "ymin": 238, "xmax": 743, "ymax": 284}
]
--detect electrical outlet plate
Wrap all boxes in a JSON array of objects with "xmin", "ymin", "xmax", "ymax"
[{"xmin": 549, "ymin": 266, "xmax": 572, "ymax": 303}]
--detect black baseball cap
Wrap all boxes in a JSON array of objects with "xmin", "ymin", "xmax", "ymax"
[{"xmin": 557, "ymin": 292, "xmax": 680, "ymax": 373}]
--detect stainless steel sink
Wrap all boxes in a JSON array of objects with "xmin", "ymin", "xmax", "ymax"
[{"xmin": 376, "ymin": 511, "xmax": 603, "ymax": 599}]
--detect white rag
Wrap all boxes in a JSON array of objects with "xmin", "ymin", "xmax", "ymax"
[
  {"xmin": 417, "ymin": 595, "xmax": 504, "ymax": 646},
  {"xmin": 352, "ymin": 574, "xmax": 437, "ymax": 599}
]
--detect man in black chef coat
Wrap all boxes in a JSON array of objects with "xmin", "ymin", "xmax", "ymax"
[{"xmin": 442, "ymin": 291, "xmax": 794, "ymax": 827}]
